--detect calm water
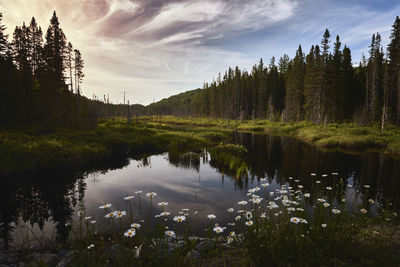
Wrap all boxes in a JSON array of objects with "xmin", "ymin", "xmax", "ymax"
[{"xmin": 1, "ymin": 133, "xmax": 400, "ymax": 249}]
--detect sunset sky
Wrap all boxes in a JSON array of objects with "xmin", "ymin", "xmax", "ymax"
[{"xmin": 1, "ymin": 0, "xmax": 400, "ymax": 105}]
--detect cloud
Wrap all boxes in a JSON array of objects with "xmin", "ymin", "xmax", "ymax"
[{"xmin": 2, "ymin": 0, "xmax": 399, "ymax": 104}]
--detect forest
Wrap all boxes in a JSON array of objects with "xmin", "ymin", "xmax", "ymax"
[
  {"xmin": 2, "ymin": 12, "xmax": 400, "ymax": 130},
  {"xmin": 147, "ymin": 17, "xmax": 400, "ymax": 131}
]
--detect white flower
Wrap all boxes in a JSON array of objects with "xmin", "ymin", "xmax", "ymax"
[
  {"xmin": 261, "ymin": 183, "xmax": 269, "ymax": 187},
  {"xmin": 368, "ymin": 199, "xmax": 374, "ymax": 204},
  {"xmin": 77, "ymin": 211, "xmax": 84, "ymax": 216},
  {"xmin": 260, "ymin": 213, "xmax": 266, "ymax": 218},
  {"xmin": 113, "ymin": 210, "xmax": 127, "ymax": 218},
  {"xmin": 294, "ymin": 180, "xmax": 300, "ymax": 183},
  {"xmin": 317, "ymin": 198, "xmax": 326, "ymax": 203},
  {"xmin": 90, "ymin": 220, "xmax": 96, "ymax": 224},
  {"xmin": 245, "ymin": 221, "xmax": 253, "ymax": 226},
  {"xmin": 298, "ymin": 185, "xmax": 303, "ymax": 189},
  {"xmin": 159, "ymin": 212, "xmax": 171, "ymax": 217},
  {"xmin": 323, "ymin": 203, "xmax": 330, "ymax": 207},
  {"xmin": 228, "ymin": 223, "xmax": 235, "ymax": 226},
  {"xmin": 342, "ymin": 198, "xmax": 346, "ymax": 202},
  {"xmin": 165, "ymin": 230, "xmax": 176, "ymax": 238},
  {"xmin": 363, "ymin": 185, "xmax": 370, "ymax": 188},
  {"xmin": 87, "ymin": 244, "xmax": 94, "ymax": 249},
  {"xmin": 124, "ymin": 196, "xmax": 134, "ymax": 200},
  {"xmin": 322, "ymin": 174, "xmax": 328, "ymax": 177},
  {"xmin": 104, "ymin": 212, "xmax": 114, "ymax": 218},
  {"xmin": 99, "ymin": 203, "xmax": 112, "ymax": 209},
  {"xmin": 84, "ymin": 216, "xmax": 92, "ymax": 220},
  {"xmin": 146, "ymin": 192, "xmax": 157, "ymax": 197},
  {"xmin": 347, "ymin": 184, "xmax": 352, "ymax": 188},
  {"xmin": 290, "ymin": 217, "xmax": 300, "ymax": 224},
  {"xmin": 227, "ymin": 208, "xmax": 234, "ymax": 212},
  {"xmin": 245, "ymin": 212, "xmax": 252, "ymax": 219},
  {"xmin": 316, "ymin": 180, "xmax": 321, "ymax": 184},
  {"xmin": 131, "ymin": 223, "xmax": 141, "ymax": 229},
  {"xmin": 321, "ymin": 224, "xmax": 327, "ymax": 228},
  {"xmin": 207, "ymin": 214, "xmax": 216, "ymax": 220},
  {"xmin": 332, "ymin": 209, "xmax": 341, "ymax": 214},
  {"xmin": 238, "ymin": 201, "xmax": 248, "ymax": 205},
  {"xmin": 304, "ymin": 193, "xmax": 310, "ymax": 198},
  {"xmin": 124, "ymin": 229, "xmax": 136, "ymax": 238},
  {"xmin": 235, "ymin": 215, "xmax": 241, "ymax": 221},
  {"xmin": 311, "ymin": 173, "xmax": 316, "ymax": 176},
  {"xmin": 213, "ymin": 226, "xmax": 224, "ymax": 234},
  {"xmin": 326, "ymin": 187, "xmax": 332, "ymax": 190},
  {"xmin": 158, "ymin": 202, "xmax": 168, "ymax": 207},
  {"xmin": 260, "ymin": 178, "xmax": 267, "ymax": 181},
  {"xmin": 135, "ymin": 191, "xmax": 143, "ymax": 194},
  {"xmin": 332, "ymin": 172, "xmax": 338, "ymax": 175},
  {"xmin": 173, "ymin": 216, "xmax": 186, "ymax": 223},
  {"xmin": 360, "ymin": 208, "xmax": 367, "ymax": 214},
  {"xmin": 251, "ymin": 198, "xmax": 262, "ymax": 204}
]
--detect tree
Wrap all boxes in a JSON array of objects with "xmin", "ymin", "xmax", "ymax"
[
  {"xmin": 66, "ymin": 42, "xmax": 74, "ymax": 92},
  {"xmin": 74, "ymin": 49, "xmax": 84, "ymax": 95},
  {"xmin": 0, "ymin": 13, "xmax": 8, "ymax": 57}
]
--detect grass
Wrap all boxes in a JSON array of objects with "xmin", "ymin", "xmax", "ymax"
[{"xmin": 2, "ymin": 116, "xmax": 400, "ymax": 174}]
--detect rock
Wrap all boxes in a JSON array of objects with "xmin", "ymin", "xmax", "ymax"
[
  {"xmin": 186, "ymin": 250, "xmax": 201, "ymax": 260},
  {"xmin": 194, "ymin": 239, "xmax": 213, "ymax": 253},
  {"xmin": 34, "ymin": 253, "xmax": 58, "ymax": 266}
]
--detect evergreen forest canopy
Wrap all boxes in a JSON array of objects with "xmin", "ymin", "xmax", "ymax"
[
  {"xmin": 0, "ymin": 11, "xmax": 145, "ymax": 128},
  {"xmin": 2, "ymin": 11, "xmax": 400, "ymax": 129},
  {"xmin": 148, "ymin": 16, "xmax": 400, "ymax": 128}
]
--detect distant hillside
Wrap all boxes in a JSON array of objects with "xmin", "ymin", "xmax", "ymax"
[{"xmin": 146, "ymin": 88, "xmax": 201, "ymax": 116}]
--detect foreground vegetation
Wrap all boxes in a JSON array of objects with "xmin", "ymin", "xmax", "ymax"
[{"xmin": 13, "ymin": 173, "xmax": 400, "ymax": 266}]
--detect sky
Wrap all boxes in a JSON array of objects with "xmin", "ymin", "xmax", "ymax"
[{"xmin": 1, "ymin": 0, "xmax": 400, "ymax": 105}]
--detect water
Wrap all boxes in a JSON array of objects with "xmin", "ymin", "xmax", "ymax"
[{"xmin": 1, "ymin": 133, "xmax": 400, "ymax": 249}]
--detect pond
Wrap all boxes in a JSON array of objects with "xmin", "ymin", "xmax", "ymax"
[{"xmin": 1, "ymin": 133, "xmax": 400, "ymax": 249}]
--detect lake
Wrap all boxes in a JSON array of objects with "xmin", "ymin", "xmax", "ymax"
[{"xmin": 2, "ymin": 132, "xmax": 400, "ymax": 249}]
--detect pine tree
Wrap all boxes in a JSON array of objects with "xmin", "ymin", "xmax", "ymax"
[
  {"xmin": 66, "ymin": 42, "xmax": 74, "ymax": 92},
  {"xmin": 74, "ymin": 49, "xmax": 84, "ymax": 95},
  {"xmin": 0, "ymin": 13, "xmax": 9, "ymax": 57},
  {"xmin": 387, "ymin": 16, "xmax": 400, "ymax": 124}
]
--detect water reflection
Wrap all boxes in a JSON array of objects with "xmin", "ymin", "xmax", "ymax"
[{"xmin": 1, "ymin": 133, "xmax": 400, "ymax": 249}]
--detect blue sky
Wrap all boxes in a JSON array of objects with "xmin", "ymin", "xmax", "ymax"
[{"xmin": 1, "ymin": 0, "xmax": 400, "ymax": 104}]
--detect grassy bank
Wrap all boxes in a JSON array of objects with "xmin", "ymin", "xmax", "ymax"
[
  {"xmin": 0, "ymin": 119, "xmax": 230, "ymax": 175},
  {"xmin": 152, "ymin": 116, "xmax": 400, "ymax": 154},
  {"xmin": 2, "ymin": 116, "xmax": 400, "ymax": 175}
]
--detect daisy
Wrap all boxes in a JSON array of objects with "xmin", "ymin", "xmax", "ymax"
[
  {"xmin": 323, "ymin": 203, "xmax": 330, "ymax": 207},
  {"xmin": 90, "ymin": 220, "xmax": 96, "ymax": 224},
  {"xmin": 135, "ymin": 191, "xmax": 143, "ymax": 194},
  {"xmin": 130, "ymin": 223, "xmax": 141, "ymax": 229},
  {"xmin": 87, "ymin": 244, "xmax": 94, "ymax": 249},
  {"xmin": 145, "ymin": 192, "xmax": 157, "ymax": 197},
  {"xmin": 290, "ymin": 217, "xmax": 300, "ymax": 224},
  {"xmin": 261, "ymin": 183, "xmax": 269, "ymax": 187},
  {"xmin": 159, "ymin": 212, "xmax": 171, "ymax": 217},
  {"xmin": 207, "ymin": 214, "xmax": 217, "ymax": 219},
  {"xmin": 124, "ymin": 229, "xmax": 136, "ymax": 238},
  {"xmin": 360, "ymin": 208, "xmax": 367, "ymax": 214},
  {"xmin": 363, "ymin": 185, "xmax": 370, "ymax": 188},
  {"xmin": 104, "ymin": 212, "xmax": 114, "ymax": 218},
  {"xmin": 321, "ymin": 224, "xmax": 327, "ymax": 228},
  {"xmin": 165, "ymin": 230, "xmax": 176, "ymax": 238},
  {"xmin": 173, "ymin": 216, "xmax": 186, "ymax": 223},
  {"xmin": 368, "ymin": 199, "xmax": 374, "ymax": 204},
  {"xmin": 332, "ymin": 208, "xmax": 341, "ymax": 214},
  {"xmin": 246, "ymin": 211, "xmax": 252, "ymax": 219},
  {"xmin": 158, "ymin": 202, "xmax": 168, "ymax": 207},
  {"xmin": 237, "ymin": 201, "xmax": 248, "ymax": 205},
  {"xmin": 213, "ymin": 226, "xmax": 224, "ymax": 234},
  {"xmin": 245, "ymin": 220, "xmax": 253, "ymax": 226},
  {"xmin": 99, "ymin": 203, "xmax": 112, "ymax": 209},
  {"xmin": 235, "ymin": 215, "xmax": 241, "ymax": 221},
  {"xmin": 317, "ymin": 198, "xmax": 326, "ymax": 203},
  {"xmin": 304, "ymin": 193, "xmax": 310, "ymax": 198},
  {"xmin": 113, "ymin": 210, "xmax": 127, "ymax": 218},
  {"xmin": 124, "ymin": 196, "xmax": 134, "ymax": 200},
  {"xmin": 227, "ymin": 208, "xmax": 234, "ymax": 212},
  {"xmin": 84, "ymin": 216, "xmax": 92, "ymax": 220},
  {"xmin": 326, "ymin": 187, "xmax": 332, "ymax": 190}
]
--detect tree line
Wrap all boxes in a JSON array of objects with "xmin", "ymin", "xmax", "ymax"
[{"xmin": 148, "ymin": 16, "xmax": 400, "ymax": 128}]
